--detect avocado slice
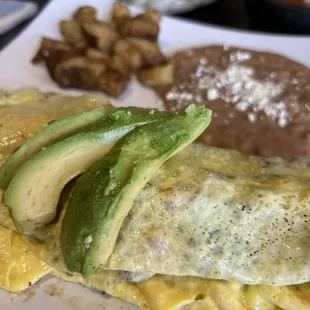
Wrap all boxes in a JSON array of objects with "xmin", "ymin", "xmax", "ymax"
[
  {"xmin": 4, "ymin": 108, "xmax": 173, "ymax": 235},
  {"xmin": 0, "ymin": 107, "xmax": 108, "ymax": 189},
  {"xmin": 61, "ymin": 104, "xmax": 212, "ymax": 277}
]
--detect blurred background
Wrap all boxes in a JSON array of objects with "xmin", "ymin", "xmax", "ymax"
[{"xmin": 0, "ymin": 0, "xmax": 310, "ymax": 51}]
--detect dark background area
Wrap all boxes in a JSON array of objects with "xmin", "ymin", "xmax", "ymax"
[{"xmin": 0, "ymin": 0, "xmax": 305, "ymax": 51}]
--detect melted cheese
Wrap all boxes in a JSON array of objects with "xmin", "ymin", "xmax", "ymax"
[
  {"xmin": 138, "ymin": 276, "xmax": 310, "ymax": 310},
  {"xmin": 245, "ymin": 286, "xmax": 275, "ymax": 310},
  {"xmin": 0, "ymin": 225, "xmax": 51, "ymax": 292},
  {"xmin": 137, "ymin": 276, "xmax": 248, "ymax": 310},
  {"xmin": 137, "ymin": 275, "xmax": 209, "ymax": 310}
]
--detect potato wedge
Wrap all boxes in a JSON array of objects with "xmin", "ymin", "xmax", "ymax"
[
  {"xmin": 126, "ymin": 37, "xmax": 165, "ymax": 67},
  {"xmin": 86, "ymin": 48, "xmax": 110, "ymax": 61},
  {"xmin": 60, "ymin": 20, "xmax": 86, "ymax": 48},
  {"xmin": 44, "ymin": 48, "xmax": 85, "ymax": 79},
  {"xmin": 134, "ymin": 8, "xmax": 161, "ymax": 26},
  {"xmin": 95, "ymin": 21, "xmax": 117, "ymax": 31},
  {"xmin": 96, "ymin": 69, "xmax": 130, "ymax": 97},
  {"xmin": 137, "ymin": 63, "xmax": 174, "ymax": 87},
  {"xmin": 32, "ymin": 3, "xmax": 165, "ymax": 98},
  {"xmin": 73, "ymin": 6, "xmax": 97, "ymax": 25},
  {"xmin": 112, "ymin": 2, "xmax": 131, "ymax": 26},
  {"xmin": 110, "ymin": 54, "xmax": 130, "ymax": 77},
  {"xmin": 83, "ymin": 22, "xmax": 119, "ymax": 53},
  {"xmin": 118, "ymin": 19, "xmax": 159, "ymax": 40},
  {"xmin": 32, "ymin": 37, "xmax": 71, "ymax": 63},
  {"xmin": 52, "ymin": 57, "xmax": 105, "ymax": 89},
  {"xmin": 114, "ymin": 39, "xmax": 143, "ymax": 71}
]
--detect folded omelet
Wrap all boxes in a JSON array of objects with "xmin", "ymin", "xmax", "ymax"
[
  {"xmin": 1, "ymin": 88, "xmax": 310, "ymax": 310},
  {"xmin": 107, "ymin": 143, "xmax": 310, "ymax": 286},
  {"xmin": 0, "ymin": 224, "xmax": 51, "ymax": 292}
]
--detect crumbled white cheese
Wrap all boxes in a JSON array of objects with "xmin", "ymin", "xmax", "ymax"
[
  {"xmin": 200, "ymin": 58, "xmax": 207, "ymax": 65},
  {"xmin": 207, "ymin": 88, "xmax": 219, "ymax": 101},
  {"xmin": 166, "ymin": 53, "xmax": 294, "ymax": 127},
  {"xmin": 229, "ymin": 51, "xmax": 251, "ymax": 62},
  {"xmin": 291, "ymin": 78, "xmax": 299, "ymax": 85},
  {"xmin": 236, "ymin": 101, "xmax": 249, "ymax": 112},
  {"xmin": 164, "ymin": 51, "xmax": 299, "ymax": 128},
  {"xmin": 248, "ymin": 113, "xmax": 256, "ymax": 123},
  {"xmin": 166, "ymin": 90, "xmax": 193, "ymax": 101}
]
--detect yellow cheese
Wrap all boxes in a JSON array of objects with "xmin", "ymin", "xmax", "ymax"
[
  {"xmin": 0, "ymin": 225, "xmax": 12, "ymax": 289},
  {"xmin": 186, "ymin": 299, "xmax": 221, "ymax": 310},
  {"xmin": 245, "ymin": 286, "xmax": 275, "ymax": 310},
  {"xmin": 259, "ymin": 285, "xmax": 310, "ymax": 310},
  {"xmin": 138, "ymin": 275, "xmax": 209, "ymax": 310},
  {"xmin": 138, "ymin": 275, "xmax": 310, "ymax": 310},
  {"xmin": 0, "ymin": 225, "xmax": 51, "ymax": 292}
]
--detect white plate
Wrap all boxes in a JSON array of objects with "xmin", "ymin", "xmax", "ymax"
[
  {"xmin": 0, "ymin": 0, "xmax": 310, "ymax": 309},
  {"xmin": 119, "ymin": 0, "xmax": 219, "ymax": 14}
]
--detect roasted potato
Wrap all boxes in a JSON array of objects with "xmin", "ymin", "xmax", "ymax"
[
  {"xmin": 32, "ymin": 3, "xmax": 165, "ymax": 98},
  {"xmin": 134, "ymin": 8, "xmax": 161, "ymax": 26},
  {"xmin": 44, "ymin": 47, "xmax": 85, "ymax": 80},
  {"xmin": 126, "ymin": 37, "xmax": 165, "ymax": 67},
  {"xmin": 137, "ymin": 63, "xmax": 174, "ymax": 87},
  {"xmin": 60, "ymin": 20, "xmax": 86, "ymax": 48},
  {"xmin": 83, "ymin": 22, "xmax": 119, "ymax": 54},
  {"xmin": 118, "ymin": 19, "xmax": 159, "ymax": 40},
  {"xmin": 73, "ymin": 6, "xmax": 97, "ymax": 25},
  {"xmin": 52, "ymin": 57, "xmax": 105, "ymax": 89},
  {"xmin": 95, "ymin": 21, "xmax": 117, "ymax": 31},
  {"xmin": 32, "ymin": 37, "xmax": 71, "ymax": 63},
  {"xmin": 109, "ymin": 54, "xmax": 130, "ymax": 77},
  {"xmin": 112, "ymin": 2, "xmax": 131, "ymax": 27},
  {"xmin": 114, "ymin": 39, "xmax": 143, "ymax": 71},
  {"xmin": 96, "ymin": 69, "xmax": 130, "ymax": 97},
  {"xmin": 86, "ymin": 48, "xmax": 110, "ymax": 61}
]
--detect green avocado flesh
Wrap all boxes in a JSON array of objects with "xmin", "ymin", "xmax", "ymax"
[
  {"xmin": 4, "ymin": 107, "xmax": 174, "ymax": 235},
  {"xmin": 60, "ymin": 105, "xmax": 212, "ymax": 277},
  {"xmin": 0, "ymin": 107, "xmax": 109, "ymax": 190}
]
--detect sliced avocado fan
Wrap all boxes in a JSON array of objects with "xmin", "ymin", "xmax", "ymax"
[
  {"xmin": 60, "ymin": 104, "xmax": 212, "ymax": 277},
  {"xmin": 3, "ymin": 107, "xmax": 174, "ymax": 235}
]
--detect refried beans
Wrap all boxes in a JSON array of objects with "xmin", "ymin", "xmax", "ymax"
[{"xmin": 156, "ymin": 45, "xmax": 310, "ymax": 160}]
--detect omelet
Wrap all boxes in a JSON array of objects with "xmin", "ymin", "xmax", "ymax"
[
  {"xmin": 0, "ymin": 224, "xmax": 51, "ymax": 292},
  {"xmin": 37, "ymin": 210, "xmax": 310, "ymax": 310},
  {"xmin": 0, "ymin": 87, "xmax": 112, "ymax": 292},
  {"xmin": 0, "ymin": 88, "xmax": 149, "ymax": 308},
  {"xmin": 1, "ymin": 88, "xmax": 310, "ymax": 310},
  {"xmin": 30, "ymin": 144, "xmax": 310, "ymax": 309},
  {"xmin": 0, "ymin": 87, "xmax": 110, "ymax": 167},
  {"xmin": 106, "ymin": 143, "xmax": 310, "ymax": 286}
]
